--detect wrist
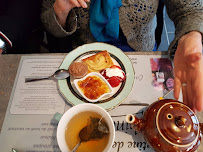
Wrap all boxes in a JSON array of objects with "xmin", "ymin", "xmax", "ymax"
[
  {"xmin": 191, "ymin": 31, "xmax": 202, "ymax": 37},
  {"xmin": 53, "ymin": 1, "xmax": 72, "ymax": 14},
  {"xmin": 53, "ymin": 4, "xmax": 71, "ymax": 28},
  {"xmin": 53, "ymin": 2, "xmax": 72, "ymax": 19},
  {"xmin": 185, "ymin": 31, "xmax": 202, "ymax": 39}
]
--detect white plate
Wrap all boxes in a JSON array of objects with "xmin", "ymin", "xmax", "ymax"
[
  {"xmin": 69, "ymin": 53, "xmax": 122, "ymax": 100},
  {"xmin": 58, "ymin": 42, "xmax": 135, "ymax": 111}
]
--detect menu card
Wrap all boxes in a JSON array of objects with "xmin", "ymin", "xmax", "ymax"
[
  {"xmin": 0, "ymin": 55, "xmax": 179, "ymax": 152},
  {"xmin": 10, "ymin": 57, "xmax": 66, "ymax": 114}
]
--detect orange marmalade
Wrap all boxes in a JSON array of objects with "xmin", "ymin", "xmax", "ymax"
[{"xmin": 77, "ymin": 76, "xmax": 110, "ymax": 100}]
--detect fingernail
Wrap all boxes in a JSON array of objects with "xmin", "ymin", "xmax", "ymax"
[{"xmin": 83, "ymin": 3, "xmax": 87, "ymax": 8}]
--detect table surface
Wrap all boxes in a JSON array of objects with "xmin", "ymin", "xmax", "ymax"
[{"xmin": 0, "ymin": 52, "xmax": 203, "ymax": 151}]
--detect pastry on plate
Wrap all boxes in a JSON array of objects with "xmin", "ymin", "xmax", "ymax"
[{"xmin": 83, "ymin": 50, "xmax": 114, "ymax": 73}]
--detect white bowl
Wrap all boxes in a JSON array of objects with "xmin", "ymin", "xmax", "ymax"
[
  {"xmin": 74, "ymin": 72, "xmax": 113, "ymax": 102},
  {"xmin": 57, "ymin": 103, "xmax": 115, "ymax": 152}
]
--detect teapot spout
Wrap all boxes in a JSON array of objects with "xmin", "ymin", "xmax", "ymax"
[{"xmin": 126, "ymin": 114, "xmax": 142, "ymax": 132}]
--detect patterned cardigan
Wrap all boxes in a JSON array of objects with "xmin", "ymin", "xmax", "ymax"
[{"xmin": 41, "ymin": 0, "xmax": 203, "ymax": 58}]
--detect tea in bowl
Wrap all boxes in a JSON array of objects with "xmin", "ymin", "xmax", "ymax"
[{"xmin": 56, "ymin": 103, "xmax": 115, "ymax": 152}]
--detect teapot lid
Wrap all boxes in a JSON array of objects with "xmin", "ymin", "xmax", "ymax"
[{"xmin": 156, "ymin": 102, "xmax": 199, "ymax": 147}]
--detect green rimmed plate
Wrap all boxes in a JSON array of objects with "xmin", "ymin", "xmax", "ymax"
[{"xmin": 58, "ymin": 42, "xmax": 135, "ymax": 111}]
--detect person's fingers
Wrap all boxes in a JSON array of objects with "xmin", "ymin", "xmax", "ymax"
[
  {"xmin": 186, "ymin": 81, "xmax": 195, "ymax": 112},
  {"xmin": 174, "ymin": 77, "xmax": 181, "ymax": 100},
  {"xmin": 69, "ymin": 0, "xmax": 82, "ymax": 8},
  {"xmin": 192, "ymin": 71, "xmax": 203, "ymax": 112},
  {"xmin": 0, "ymin": 49, "xmax": 3, "ymax": 54},
  {"xmin": 77, "ymin": 0, "xmax": 87, "ymax": 8},
  {"xmin": 192, "ymin": 85, "xmax": 203, "ymax": 112},
  {"xmin": 182, "ymin": 83, "xmax": 188, "ymax": 108},
  {"xmin": 194, "ymin": 88, "xmax": 203, "ymax": 112},
  {"xmin": 185, "ymin": 52, "xmax": 203, "ymax": 112}
]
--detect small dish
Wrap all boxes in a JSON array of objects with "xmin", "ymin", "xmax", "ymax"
[{"xmin": 74, "ymin": 72, "xmax": 113, "ymax": 102}]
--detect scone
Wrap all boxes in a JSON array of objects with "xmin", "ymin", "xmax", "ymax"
[{"xmin": 83, "ymin": 50, "xmax": 114, "ymax": 73}]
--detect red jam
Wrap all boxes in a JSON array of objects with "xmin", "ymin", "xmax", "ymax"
[{"xmin": 77, "ymin": 76, "xmax": 110, "ymax": 100}]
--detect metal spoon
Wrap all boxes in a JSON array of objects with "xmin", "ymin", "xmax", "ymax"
[
  {"xmin": 72, "ymin": 126, "xmax": 87, "ymax": 152},
  {"xmin": 72, "ymin": 117, "xmax": 109, "ymax": 152},
  {"xmin": 72, "ymin": 125, "xmax": 103, "ymax": 152},
  {"xmin": 25, "ymin": 69, "xmax": 69, "ymax": 83}
]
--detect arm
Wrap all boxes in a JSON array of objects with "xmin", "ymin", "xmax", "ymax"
[
  {"xmin": 173, "ymin": 31, "xmax": 203, "ymax": 112},
  {"xmin": 165, "ymin": 0, "xmax": 203, "ymax": 58},
  {"xmin": 165, "ymin": 0, "xmax": 203, "ymax": 112},
  {"xmin": 41, "ymin": 0, "xmax": 89, "ymax": 37}
]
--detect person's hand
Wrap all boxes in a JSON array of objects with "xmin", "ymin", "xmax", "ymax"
[
  {"xmin": 173, "ymin": 31, "xmax": 203, "ymax": 112},
  {"xmin": 54, "ymin": 0, "xmax": 90, "ymax": 27},
  {"xmin": 0, "ymin": 49, "xmax": 3, "ymax": 54}
]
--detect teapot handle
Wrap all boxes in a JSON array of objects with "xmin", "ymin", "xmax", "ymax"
[
  {"xmin": 126, "ymin": 114, "xmax": 142, "ymax": 132},
  {"xmin": 200, "ymin": 123, "xmax": 203, "ymax": 134}
]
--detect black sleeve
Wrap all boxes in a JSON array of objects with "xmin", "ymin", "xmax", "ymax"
[{"xmin": 0, "ymin": 0, "xmax": 42, "ymax": 49}]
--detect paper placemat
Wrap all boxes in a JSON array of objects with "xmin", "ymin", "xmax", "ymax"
[{"xmin": 0, "ymin": 55, "xmax": 178, "ymax": 152}]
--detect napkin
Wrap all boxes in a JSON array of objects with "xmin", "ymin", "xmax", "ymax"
[{"xmin": 89, "ymin": 0, "xmax": 122, "ymax": 42}]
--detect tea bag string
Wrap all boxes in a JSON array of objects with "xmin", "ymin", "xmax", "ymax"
[{"xmin": 99, "ymin": 115, "xmax": 104, "ymax": 124}]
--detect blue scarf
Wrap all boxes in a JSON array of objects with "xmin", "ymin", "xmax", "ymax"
[{"xmin": 89, "ymin": 0, "xmax": 122, "ymax": 42}]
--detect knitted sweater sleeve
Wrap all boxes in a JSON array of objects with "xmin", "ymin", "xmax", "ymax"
[
  {"xmin": 165, "ymin": 0, "xmax": 203, "ymax": 59},
  {"xmin": 41, "ymin": 0, "xmax": 77, "ymax": 37}
]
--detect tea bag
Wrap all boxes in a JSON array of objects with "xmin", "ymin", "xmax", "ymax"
[{"xmin": 79, "ymin": 117, "xmax": 109, "ymax": 142}]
